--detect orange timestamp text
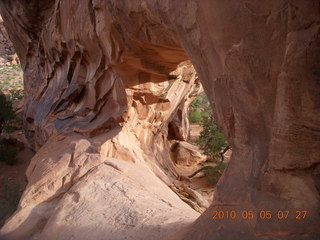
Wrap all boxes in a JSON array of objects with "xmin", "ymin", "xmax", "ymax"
[{"xmin": 212, "ymin": 210, "xmax": 307, "ymax": 220}]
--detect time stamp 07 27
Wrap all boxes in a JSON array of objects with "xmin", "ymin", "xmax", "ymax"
[{"xmin": 212, "ymin": 210, "xmax": 307, "ymax": 220}]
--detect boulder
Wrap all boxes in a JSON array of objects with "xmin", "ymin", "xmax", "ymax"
[{"xmin": 171, "ymin": 141, "xmax": 206, "ymax": 166}]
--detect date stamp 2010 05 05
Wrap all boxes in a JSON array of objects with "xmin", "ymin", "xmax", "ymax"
[{"xmin": 212, "ymin": 210, "xmax": 307, "ymax": 220}]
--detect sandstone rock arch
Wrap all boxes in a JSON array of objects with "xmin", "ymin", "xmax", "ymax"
[{"xmin": 0, "ymin": 0, "xmax": 319, "ymax": 239}]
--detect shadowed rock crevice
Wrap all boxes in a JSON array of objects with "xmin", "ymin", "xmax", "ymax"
[{"xmin": 0, "ymin": 0, "xmax": 319, "ymax": 240}]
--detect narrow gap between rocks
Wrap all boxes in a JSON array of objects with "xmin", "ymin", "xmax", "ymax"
[{"xmin": 0, "ymin": 16, "xmax": 33, "ymax": 228}]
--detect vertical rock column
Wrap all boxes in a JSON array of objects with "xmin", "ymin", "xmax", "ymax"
[
  {"xmin": 151, "ymin": 0, "xmax": 320, "ymax": 239},
  {"xmin": 0, "ymin": 1, "xmax": 201, "ymax": 239}
]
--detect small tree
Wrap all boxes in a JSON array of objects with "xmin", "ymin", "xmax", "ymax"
[
  {"xmin": 0, "ymin": 89, "xmax": 24, "ymax": 134},
  {"xmin": 189, "ymin": 93, "xmax": 210, "ymax": 123},
  {"xmin": 188, "ymin": 94, "xmax": 229, "ymax": 184},
  {"xmin": 196, "ymin": 114, "xmax": 228, "ymax": 161},
  {"xmin": 0, "ymin": 93, "xmax": 15, "ymax": 134},
  {"xmin": 189, "ymin": 115, "xmax": 229, "ymax": 183},
  {"xmin": 0, "ymin": 93, "xmax": 19, "ymax": 165}
]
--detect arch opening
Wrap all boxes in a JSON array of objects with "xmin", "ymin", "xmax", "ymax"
[{"xmin": 0, "ymin": 1, "xmax": 319, "ymax": 240}]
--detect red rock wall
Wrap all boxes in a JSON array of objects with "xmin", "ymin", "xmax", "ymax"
[{"xmin": 0, "ymin": 0, "xmax": 319, "ymax": 239}]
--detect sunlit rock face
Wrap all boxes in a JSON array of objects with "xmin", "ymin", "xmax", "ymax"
[{"xmin": 0, "ymin": 0, "xmax": 319, "ymax": 240}]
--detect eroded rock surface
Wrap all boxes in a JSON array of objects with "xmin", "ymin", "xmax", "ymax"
[
  {"xmin": 0, "ymin": 16, "xmax": 18, "ymax": 65},
  {"xmin": 0, "ymin": 0, "xmax": 319, "ymax": 240},
  {"xmin": 170, "ymin": 141, "xmax": 206, "ymax": 166}
]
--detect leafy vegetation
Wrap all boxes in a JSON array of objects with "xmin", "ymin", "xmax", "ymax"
[
  {"xmin": 0, "ymin": 93, "xmax": 22, "ymax": 165},
  {"xmin": 9, "ymin": 89, "xmax": 24, "ymax": 101},
  {"xmin": 188, "ymin": 93, "xmax": 230, "ymax": 185},
  {"xmin": 196, "ymin": 114, "xmax": 228, "ymax": 160},
  {"xmin": 188, "ymin": 93, "xmax": 210, "ymax": 123},
  {"xmin": 0, "ymin": 91, "xmax": 23, "ymax": 134},
  {"xmin": 0, "ymin": 62, "xmax": 24, "ymax": 135},
  {"xmin": 0, "ymin": 85, "xmax": 24, "ymax": 165},
  {"xmin": 189, "ymin": 93, "xmax": 228, "ymax": 161},
  {"xmin": 0, "ymin": 94, "xmax": 16, "ymax": 133},
  {"xmin": 190, "ymin": 93, "xmax": 210, "ymax": 111},
  {"xmin": 189, "ymin": 110, "xmax": 202, "ymax": 123},
  {"xmin": 203, "ymin": 162, "xmax": 228, "ymax": 185},
  {"xmin": 0, "ymin": 60, "xmax": 25, "ymax": 226},
  {"xmin": 0, "ymin": 64, "xmax": 23, "ymax": 90}
]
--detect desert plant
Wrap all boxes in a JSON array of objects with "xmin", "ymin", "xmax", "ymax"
[
  {"xmin": 0, "ymin": 90, "xmax": 24, "ymax": 134},
  {"xmin": 9, "ymin": 89, "xmax": 24, "ymax": 101},
  {"xmin": 203, "ymin": 162, "xmax": 228, "ymax": 185},
  {"xmin": 188, "ymin": 94, "xmax": 229, "ymax": 185},
  {"xmin": 0, "ymin": 94, "xmax": 16, "ymax": 134},
  {"xmin": 196, "ymin": 114, "xmax": 228, "ymax": 160},
  {"xmin": 11, "ymin": 64, "xmax": 22, "ymax": 71},
  {"xmin": 189, "ymin": 93, "xmax": 211, "ymax": 123},
  {"xmin": 188, "ymin": 162, "xmax": 228, "ymax": 185},
  {"xmin": 189, "ymin": 110, "xmax": 202, "ymax": 123},
  {"xmin": 190, "ymin": 93, "xmax": 210, "ymax": 111}
]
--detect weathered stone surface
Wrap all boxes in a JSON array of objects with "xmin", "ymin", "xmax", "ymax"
[
  {"xmin": 1, "ymin": 135, "xmax": 199, "ymax": 240},
  {"xmin": 171, "ymin": 141, "xmax": 206, "ymax": 166},
  {"xmin": 0, "ymin": 17, "xmax": 17, "ymax": 65},
  {"xmin": 167, "ymin": 76, "xmax": 203, "ymax": 142},
  {"xmin": 0, "ymin": 0, "xmax": 319, "ymax": 240}
]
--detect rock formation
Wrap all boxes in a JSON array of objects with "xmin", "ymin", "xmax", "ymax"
[
  {"xmin": 0, "ymin": 16, "xmax": 18, "ymax": 65},
  {"xmin": 0, "ymin": 0, "xmax": 319, "ymax": 240},
  {"xmin": 170, "ymin": 141, "xmax": 206, "ymax": 166}
]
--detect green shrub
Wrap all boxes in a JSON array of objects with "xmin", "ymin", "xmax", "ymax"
[
  {"xmin": 188, "ymin": 93, "xmax": 229, "ymax": 185},
  {"xmin": 190, "ymin": 93, "xmax": 210, "ymax": 111},
  {"xmin": 189, "ymin": 93, "xmax": 228, "ymax": 160},
  {"xmin": 196, "ymin": 114, "xmax": 228, "ymax": 160},
  {"xmin": 0, "ymin": 92, "xmax": 22, "ymax": 134},
  {"xmin": 11, "ymin": 64, "xmax": 22, "ymax": 71},
  {"xmin": 189, "ymin": 110, "xmax": 202, "ymax": 123},
  {"xmin": 9, "ymin": 89, "xmax": 24, "ymax": 101},
  {"xmin": 189, "ymin": 93, "xmax": 211, "ymax": 123},
  {"xmin": 0, "ymin": 94, "xmax": 15, "ymax": 122},
  {"xmin": 188, "ymin": 162, "xmax": 228, "ymax": 185},
  {"xmin": 204, "ymin": 162, "xmax": 228, "ymax": 185}
]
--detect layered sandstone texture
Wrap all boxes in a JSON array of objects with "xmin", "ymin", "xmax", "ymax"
[{"xmin": 0, "ymin": 1, "xmax": 319, "ymax": 240}]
